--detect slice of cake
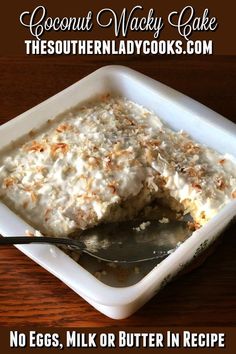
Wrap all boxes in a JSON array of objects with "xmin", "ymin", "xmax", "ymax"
[{"xmin": 0, "ymin": 96, "xmax": 235, "ymax": 236}]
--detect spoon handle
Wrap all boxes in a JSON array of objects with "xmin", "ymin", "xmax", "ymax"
[
  {"xmin": 0, "ymin": 236, "xmax": 85, "ymax": 250},
  {"xmin": 0, "ymin": 235, "xmax": 170, "ymax": 263}
]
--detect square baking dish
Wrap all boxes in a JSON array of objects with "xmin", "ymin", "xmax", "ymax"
[{"xmin": 0, "ymin": 65, "xmax": 235, "ymax": 319}]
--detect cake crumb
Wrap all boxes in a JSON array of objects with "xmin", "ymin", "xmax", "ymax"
[
  {"xmin": 25, "ymin": 229, "xmax": 43, "ymax": 237},
  {"xmin": 108, "ymin": 262, "xmax": 118, "ymax": 268},
  {"xmin": 133, "ymin": 221, "xmax": 151, "ymax": 232},
  {"xmin": 25, "ymin": 230, "xmax": 34, "ymax": 237},
  {"xmin": 187, "ymin": 221, "xmax": 200, "ymax": 231},
  {"xmin": 159, "ymin": 217, "xmax": 169, "ymax": 224},
  {"xmin": 94, "ymin": 270, "xmax": 107, "ymax": 280}
]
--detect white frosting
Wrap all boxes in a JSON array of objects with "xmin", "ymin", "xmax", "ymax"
[{"xmin": 0, "ymin": 96, "xmax": 235, "ymax": 236}]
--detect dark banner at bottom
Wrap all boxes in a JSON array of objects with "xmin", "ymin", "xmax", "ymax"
[{"xmin": 1, "ymin": 327, "xmax": 236, "ymax": 354}]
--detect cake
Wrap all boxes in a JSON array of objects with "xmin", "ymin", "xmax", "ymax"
[{"xmin": 0, "ymin": 96, "xmax": 235, "ymax": 237}]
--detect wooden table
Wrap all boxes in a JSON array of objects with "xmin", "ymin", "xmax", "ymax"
[{"xmin": 0, "ymin": 56, "xmax": 235, "ymax": 327}]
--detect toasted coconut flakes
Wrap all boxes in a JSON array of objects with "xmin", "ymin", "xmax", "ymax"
[
  {"xmin": 26, "ymin": 141, "xmax": 45, "ymax": 152},
  {"xmin": 56, "ymin": 124, "xmax": 72, "ymax": 133},
  {"xmin": 86, "ymin": 177, "xmax": 94, "ymax": 190},
  {"xmin": 31, "ymin": 192, "xmax": 37, "ymax": 202},
  {"xmin": 3, "ymin": 177, "xmax": 16, "ymax": 188},
  {"xmin": 147, "ymin": 176, "xmax": 159, "ymax": 192},
  {"xmin": 198, "ymin": 168, "xmax": 206, "ymax": 178},
  {"xmin": 51, "ymin": 143, "xmax": 69, "ymax": 156},
  {"xmin": 81, "ymin": 151, "xmax": 89, "ymax": 160},
  {"xmin": 131, "ymin": 159, "xmax": 142, "ymax": 167},
  {"xmin": 63, "ymin": 165, "xmax": 76, "ymax": 175},
  {"xmin": 104, "ymin": 156, "xmax": 113, "ymax": 170},
  {"xmin": 77, "ymin": 174, "xmax": 86, "ymax": 181},
  {"xmin": 145, "ymin": 148, "xmax": 154, "ymax": 164},
  {"xmin": 156, "ymin": 176, "xmax": 166, "ymax": 188},
  {"xmin": 33, "ymin": 181, "xmax": 43, "ymax": 189},
  {"xmin": 77, "ymin": 193, "xmax": 100, "ymax": 203},
  {"xmin": 192, "ymin": 182, "xmax": 202, "ymax": 191},
  {"xmin": 232, "ymin": 190, "xmax": 236, "ymax": 199},
  {"xmin": 24, "ymin": 186, "xmax": 32, "ymax": 193},
  {"xmin": 176, "ymin": 213, "xmax": 183, "ymax": 220},
  {"xmin": 216, "ymin": 178, "xmax": 227, "ymax": 191},
  {"xmin": 36, "ymin": 166, "xmax": 48, "ymax": 173},
  {"xmin": 147, "ymin": 139, "xmax": 161, "ymax": 147},
  {"xmin": 218, "ymin": 159, "xmax": 226, "ymax": 165},
  {"xmin": 187, "ymin": 221, "xmax": 200, "ymax": 231},
  {"xmin": 115, "ymin": 149, "xmax": 133, "ymax": 157},
  {"xmin": 183, "ymin": 142, "xmax": 200, "ymax": 154},
  {"xmin": 75, "ymin": 209, "xmax": 97, "ymax": 229},
  {"xmin": 108, "ymin": 183, "xmax": 117, "ymax": 194},
  {"xmin": 186, "ymin": 167, "xmax": 198, "ymax": 177},
  {"xmin": 75, "ymin": 209, "xmax": 87, "ymax": 225},
  {"xmin": 125, "ymin": 117, "xmax": 135, "ymax": 126},
  {"xmin": 88, "ymin": 156, "xmax": 100, "ymax": 167}
]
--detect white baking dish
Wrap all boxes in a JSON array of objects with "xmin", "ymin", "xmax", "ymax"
[{"xmin": 0, "ymin": 65, "xmax": 236, "ymax": 319}]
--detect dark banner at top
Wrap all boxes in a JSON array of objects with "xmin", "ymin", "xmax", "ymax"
[{"xmin": 0, "ymin": 0, "xmax": 234, "ymax": 56}]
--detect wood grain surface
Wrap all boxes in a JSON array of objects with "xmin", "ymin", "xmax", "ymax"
[{"xmin": 0, "ymin": 56, "xmax": 235, "ymax": 327}]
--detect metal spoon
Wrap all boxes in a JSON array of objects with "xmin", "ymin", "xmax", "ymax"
[{"xmin": 0, "ymin": 218, "xmax": 192, "ymax": 263}]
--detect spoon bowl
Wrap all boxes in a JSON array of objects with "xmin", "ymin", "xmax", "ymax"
[{"xmin": 0, "ymin": 217, "xmax": 192, "ymax": 263}]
